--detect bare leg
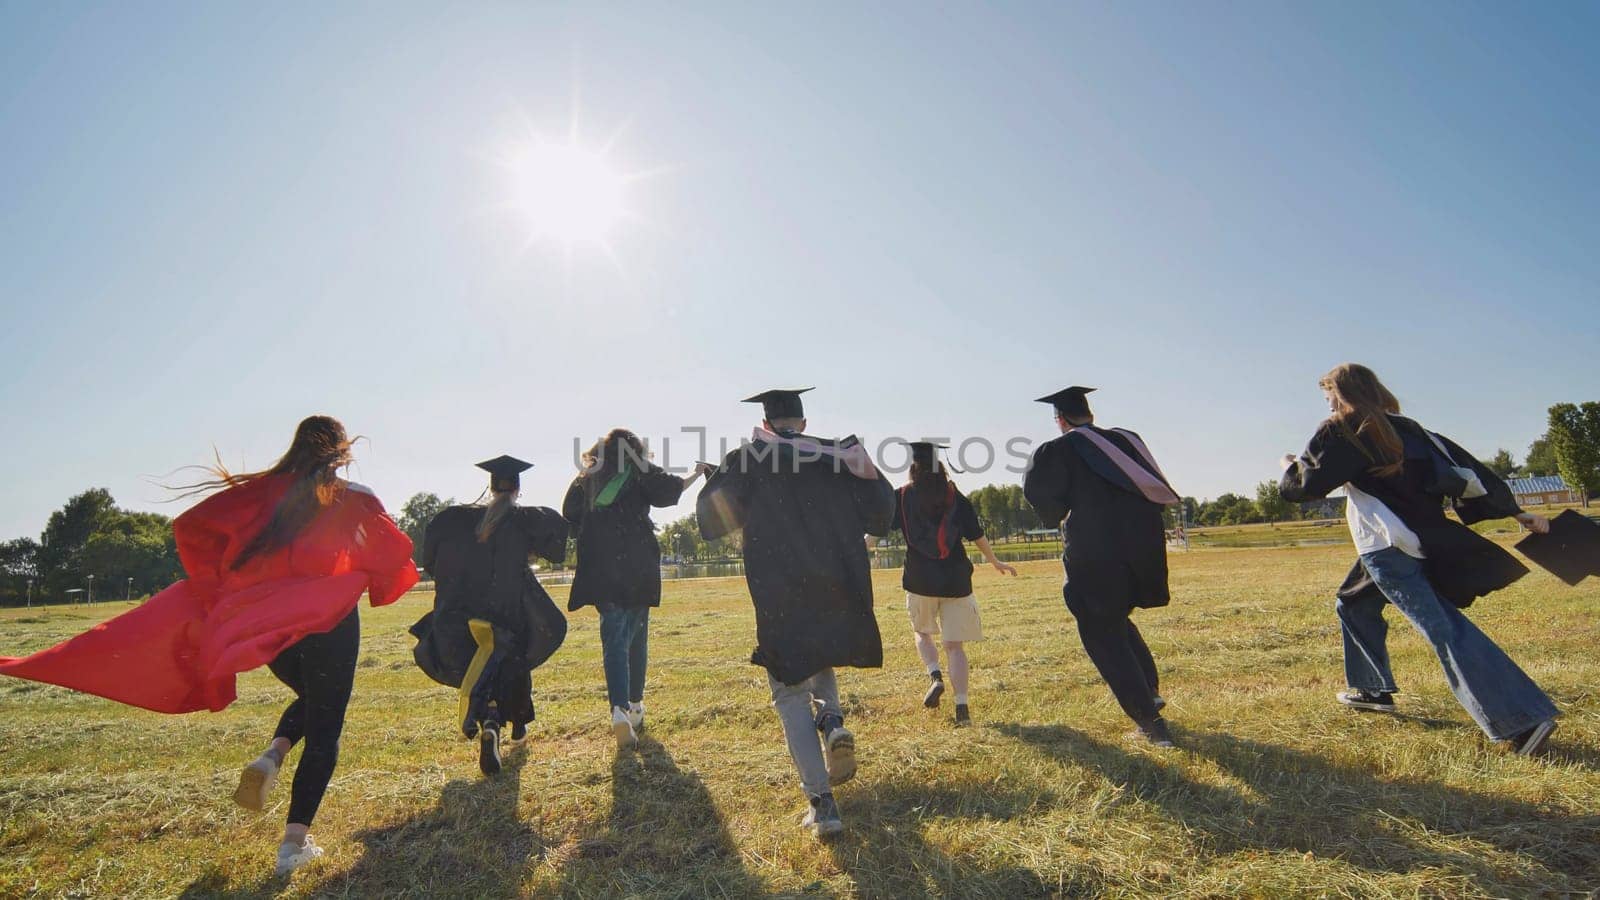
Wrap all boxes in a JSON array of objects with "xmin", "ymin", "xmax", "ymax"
[
  {"xmin": 913, "ymin": 631, "xmax": 942, "ymax": 674},
  {"xmin": 942, "ymin": 641, "xmax": 969, "ymax": 704}
]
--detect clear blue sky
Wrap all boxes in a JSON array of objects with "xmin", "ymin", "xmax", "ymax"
[{"xmin": 2, "ymin": 2, "xmax": 1596, "ymax": 539}]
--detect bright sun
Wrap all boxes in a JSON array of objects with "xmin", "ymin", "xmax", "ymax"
[{"xmin": 508, "ymin": 140, "xmax": 626, "ymax": 245}]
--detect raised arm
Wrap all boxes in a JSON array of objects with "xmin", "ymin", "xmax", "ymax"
[
  {"xmin": 517, "ymin": 506, "xmax": 571, "ymax": 564},
  {"xmin": 697, "ymin": 463, "xmax": 747, "ymax": 540},
  {"xmin": 353, "ymin": 493, "xmax": 420, "ymax": 606},
  {"xmin": 1279, "ymin": 422, "xmax": 1365, "ymax": 503},
  {"xmin": 1434, "ymin": 432, "xmax": 1544, "ymax": 531}
]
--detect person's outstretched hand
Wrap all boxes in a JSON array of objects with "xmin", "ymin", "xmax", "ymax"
[
  {"xmin": 993, "ymin": 561, "xmax": 1018, "ymax": 576},
  {"xmin": 1515, "ymin": 512, "xmax": 1550, "ymax": 534}
]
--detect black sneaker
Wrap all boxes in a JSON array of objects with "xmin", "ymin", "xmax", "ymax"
[
  {"xmin": 478, "ymin": 723, "xmax": 502, "ymax": 776},
  {"xmin": 1337, "ymin": 689, "xmax": 1397, "ymax": 713},
  {"xmin": 802, "ymin": 792, "xmax": 844, "ymax": 838},
  {"xmin": 1511, "ymin": 719, "xmax": 1557, "ymax": 757},
  {"xmin": 510, "ymin": 721, "xmax": 528, "ymax": 742},
  {"xmin": 923, "ymin": 676, "xmax": 945, "ymax": 709},
  {"xmin": 1130, "ymin": 717, "xmax": 1176, "ymax": 749},
  {"xmin": 953, "ymin": 703, "xmax": 971, "ymax": 726}
]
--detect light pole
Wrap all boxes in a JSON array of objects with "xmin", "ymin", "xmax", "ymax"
[
  {"xmin": 87, "ymin": 574, "xmax": 94, "ymax": 605},
  {"xmin": 25, "ymin": 578, "xmax": 32, "ymax": 609},
  {"xmin": 126, "ymin": 577, "xmax": 133, "ymax": 603}
]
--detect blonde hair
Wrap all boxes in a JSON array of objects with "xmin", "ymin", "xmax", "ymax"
[
  {"xmin": 476, "ymin": 488, "xmax": 518, "ymax": 543},
  {"xmin": 1319, "ymin": 363, "xmax": 1404, "ymax": 477}
]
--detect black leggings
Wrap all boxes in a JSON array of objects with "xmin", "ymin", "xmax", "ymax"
[
  {"xmin": 268, "ymin": 608, "xmax": 360, "ymax": 828},
  {"xmin": 1076, "ymin": 613, "xmax": 1161, "ymax": 725}
]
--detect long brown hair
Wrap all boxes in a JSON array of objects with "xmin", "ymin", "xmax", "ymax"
[
  {"xmin": 908, "ymin": 460, "xmax": 953, "ymax": 520},
  {"xmin": 1319, "ymin": 363, "xmax": 1404, "ymax": 477},
  {"xmin": 178, "ymin": 415, "xmax": 354, "ymax": 569},
  {"xmin": 579, "ymin": 428, "xmax": 649, "ymax": 507}
]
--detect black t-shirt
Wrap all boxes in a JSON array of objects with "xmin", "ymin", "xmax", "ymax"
[{"xmin": 890, "ymin": 485, "xmax": 984, "ymax": 598}]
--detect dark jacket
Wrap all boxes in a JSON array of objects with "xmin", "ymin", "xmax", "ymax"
[
  {"xmin": 1279, "ymin": 415, "xmax": 1527, "ymax": 607},
  {"xmin": 562, "ymin": 464, "xmax": 687, "ymax": 611},
  {"xmin": 409, "ymin": 505, "xmax": 570, "ymax": 689},
  {"xmin": 697, "ymin": 436, "xmax": 894, "ymax": 685},
  {"xmin": 1023, "ymin": 427, "xmax": 1171, "ymax": 617},
  {"xmin": 889, "ymin": 484, "xmax": 984, "ymax": 598}
]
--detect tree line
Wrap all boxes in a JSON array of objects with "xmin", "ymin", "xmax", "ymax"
[
  {"xmin": 5, "ymin": 403, "xmax": 1595, "ymax": 604},
  {"xmin": 0, "ymin": 489, "xmax": 184, "ymax": 607}
]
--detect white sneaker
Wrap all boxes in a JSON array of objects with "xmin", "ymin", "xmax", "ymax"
[
  {"xmin": 274, "ymin": 834, "xmax": 324, "ymax": 876},
  {"xmin": 627, "ymin": 701, "xmax": 645, "ymax": 732},
  {"xmin": 233, "ymin": 755, "xmax": 279, "ymax": 811},
  {"xmin": 824, "ymin": 725, "xmax": 856, "ymax": 785},
  {"xmin": 611, "ymin": 707, "xmax": 637, "ymax": 750}
]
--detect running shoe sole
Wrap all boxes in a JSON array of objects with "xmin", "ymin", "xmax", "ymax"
[
  {"xmin": 612, "ymin": 719, "xmax": 637, "ymax": 751},
  {"xmin": 233, "ymin": 760, "xmax": 277, "ymax": 811},
  {"xmin": 479, "ymin": 727, "xmax": 502, "ymax": 776},
  {"xmin": 825, "ymin": 729, "xmax": 857, "ymax": 785}
]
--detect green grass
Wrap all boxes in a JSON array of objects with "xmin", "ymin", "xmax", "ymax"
[{"xmin": 2, "ymin": 542, "xmax": 1597, "ymax": 898}]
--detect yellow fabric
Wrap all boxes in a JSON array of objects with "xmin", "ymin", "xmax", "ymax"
[
  {"xmin": 457, "ymin": 618, "xmax": 497, "ymax": 732},
  {"xmin": 905, "ymin": 592, "xmax": 984, "ymax": 642}
]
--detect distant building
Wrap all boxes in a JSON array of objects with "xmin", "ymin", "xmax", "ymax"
[{"xmin": 1505, "ymin": 475, "xmax": 1580, "ymax": 506}]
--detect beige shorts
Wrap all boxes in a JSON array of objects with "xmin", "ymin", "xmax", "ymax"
[{"xmin": 906, "ymin": 592, "xmax": 983, "ymax": 642}]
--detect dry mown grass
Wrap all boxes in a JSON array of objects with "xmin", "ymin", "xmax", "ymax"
[{"xmin": 2, "ymin": 542, "xmax": 1597, "ymax": 898}]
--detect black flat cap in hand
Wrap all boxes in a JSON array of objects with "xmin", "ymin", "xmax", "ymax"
[{"xmin": 1516, "ymin": 509, "xmax": 1600, "ymax": 586}]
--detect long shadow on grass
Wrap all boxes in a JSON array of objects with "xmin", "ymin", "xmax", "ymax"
[
  {"xmin": 310, "ymin": 743, "xmax": 545, "ymax": 898},
  {"xmin": 997, "ymin": 723, "xmax": 1600, "ymax": 895},
  {"xmin": 821, "ymin": 777, "xmax": 1097, "ymax": 899},
  {"xmin": 558, "ymin": 735, "xmax": 770, "ymax": 897}
]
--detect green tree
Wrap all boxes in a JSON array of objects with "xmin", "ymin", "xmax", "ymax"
[
  {"xmin": 397, "ymin": 492, "xmax": 453, "ymax": 565},
  {"xmin": 0, "ymin": 538, "xmax": 40, "ymax": 605},
  {"xmin": 1548, "ymin": 402, "xmax": 1600, "ymax": 506},
  {"xmin": 1007, "ymin": 484, "xmax": 1041, "ymax": 533},
  {"xmin": 38, "ymin": 488, "xmax": 117, "ymax": 595},
  {"xmin": 1524, "ymin": 435, "xmax": 1559, "ymax": 476},
  {"xmin": 1485, "ymin": 449, "xmax": 1517, "ymax": 478},
  {"xmin": 1255, "ymin": 480, "xmax": 1295, "ymax": 523}
]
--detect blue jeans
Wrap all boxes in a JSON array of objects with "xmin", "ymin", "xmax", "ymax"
[
  {"xmin": 1340, "ymin": 547, "xmax": 1557, "ymax": 741},
  {"xmin": 598, "ymin": 604, "xmax": 650, "ymax": 711}
]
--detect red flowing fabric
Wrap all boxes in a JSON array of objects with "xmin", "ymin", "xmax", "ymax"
[{"xmin": 0, "ymin": 475, "xmax": 418, "ymax": 713}]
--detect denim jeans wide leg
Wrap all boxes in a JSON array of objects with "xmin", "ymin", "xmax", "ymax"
[
  {"xmin": 598, "ymin": 604, "xmax": 648, "ymax": 711},
  {"xmin": 627, "ymin": 607, "xmax": 650, "ymax": 705},
  {"xmin": 1335, "ymin": 589, "xmax": 1399, "ymax": 693},
  {"xmin": 1360, "ymin": 547, "xmax": 1558, "ymax": 740}
]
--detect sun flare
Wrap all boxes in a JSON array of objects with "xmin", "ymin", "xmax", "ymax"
[{"xmin": 507, "ymin": 139, "xmax": 627, "ymax": 245}]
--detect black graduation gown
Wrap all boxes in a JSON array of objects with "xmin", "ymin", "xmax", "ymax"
[
  {"xmin": 562, "ymin": 465, "xmax": 686, "ymax": 611},
  {"xmin": 1280, "ymin": 415, "xmax": 1527, "ymax": 608},
  {"xmin": 409, "ymin": 505, "xmax": 570, "ymax": 725},
  {"xmin": 1022, "ymin": 427, "xmax": 1171, "ymax": 617},
  {"xmin": 697, "ymin": 436, "xmax": 894, "ymax": 685},
  {"xmin": 888, "ymin": 485, "xmax": 984, "ymax": 598}
]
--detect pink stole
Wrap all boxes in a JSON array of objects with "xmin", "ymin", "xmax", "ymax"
[
  {"xmin": 752, "ymin": 427, "xmax": 881, "ymax": 480},
  {"xmin": 1068, "ymin": 426, "xmax": 1180, "ymax": 506}
]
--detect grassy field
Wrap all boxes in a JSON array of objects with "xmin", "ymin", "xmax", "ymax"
[{"xmin": 2, "ymin": 541, "xmax": 1598, "ymax": 899}]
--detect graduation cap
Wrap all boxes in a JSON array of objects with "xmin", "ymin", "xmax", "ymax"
[
  {"xmin": 1515, "ymin": 510, "xmax": 1600, "ymax": 586},
  {"xmin": 744, "ymin": 387, "xmax": 813, "ymax": 421},
  {"xmin": 476, "ymin": 454, "xmax": 532, "ymax": 492},
  {"xmin": 906, "ymin": 440, "xmax": 962, "ymax": 475},
  {"xmin": 1036, "ymin": 386, "xmax": 1096, "ymax": 419}
]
